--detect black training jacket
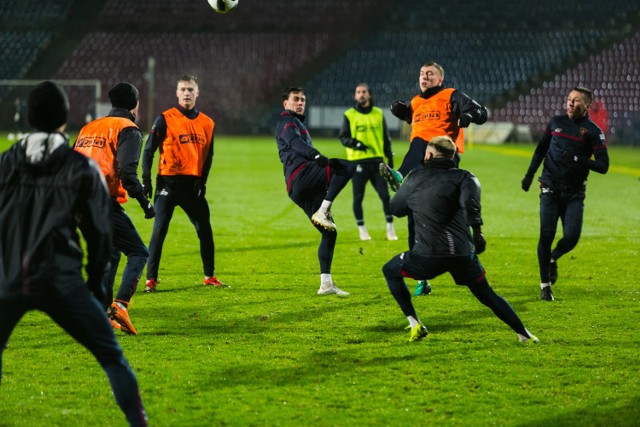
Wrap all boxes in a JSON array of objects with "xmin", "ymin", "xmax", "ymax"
[
  {"xmin": 526, "ymin": 114, "xmax": 608, "ymax": 192},
  {"xmin": 390, "ymin": 157, "xmax": 483, "ymax": 256},
  {"xmin": 275, "ymin": 110, "xmax": 322, "ymax": 185},
  {"xmin": 0, "ymin": 133, "xmax": 111, "ymax": 299}
]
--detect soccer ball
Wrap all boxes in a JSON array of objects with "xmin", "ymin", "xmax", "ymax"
[{"xmin": 207, "ymin": 0, "xmax": 238, "ymax": 14}]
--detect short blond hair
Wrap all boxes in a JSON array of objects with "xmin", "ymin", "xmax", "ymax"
[
  {"xmin": 422, "ymin": 61, "xmax": 444, "ymax": 80},
  {"xmin": 428, "ymin": 136, "xmax": 456, "ymax": 159}
]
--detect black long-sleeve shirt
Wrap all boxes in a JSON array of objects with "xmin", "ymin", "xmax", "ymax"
[
  {"xmin": 391, "ymin": 157, "xmax": 482, "ymax": 256},
  {"xmin": 525, "ymin": 114, "xmax": 608, "ymax": 192},
  {"xmin": 275, "ymin": 109, "xmax": 322, "ymax": 184},
  {"xmin": 109, "ymin": 108, "xmax": 145, "ymax": 200}
]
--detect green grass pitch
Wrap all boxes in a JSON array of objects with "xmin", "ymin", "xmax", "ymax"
[{"xmin": 1, "ymin": 134, "xmax": 639, "ymax": 426}]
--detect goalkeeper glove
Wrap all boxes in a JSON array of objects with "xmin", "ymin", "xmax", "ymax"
[
  {"xmin": 472, "ymin": 226, "xmax": 486, "ymax": 255},
  {"xmin": 391, "ymin": 100, "xmax": 411, "ymax": 123},
  {"xmin": 458, "ymin": 113, "xmax": 473, "ymax": 128},
  {"xmin": 314, "ymin": 154, "xmax": 329, "ymax": 167},
  {"xmin": 353, "ymin": 140, "xmax": 368, "ymax": 151},
  {"xmin": 521, "ymin": 173, "xmax": 534, "ymax": 192},
  {"xmin": 136, "ymin": 196, "xmax": 155, "ymax": 219},
  {"xmin": 142, "ymin": 178, "xmax": 153, "ymax": 199},
  {"xmin": 194, "ymin": 178, "xmax": 206, "ymax": 198}
]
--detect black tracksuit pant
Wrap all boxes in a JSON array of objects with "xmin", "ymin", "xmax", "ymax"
[
  {"xmin": 147, "ymin": 176, "xmax": 215, "ymax": 280},
  {"xmin": 0, "ymin": 287, "xmax": 147, "ymax": 426}
]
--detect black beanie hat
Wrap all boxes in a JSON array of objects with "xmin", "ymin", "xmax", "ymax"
[
  {"xmin": 27, "ymin": 81, "xmax": 69, "ymax": 132},
  {"xmin": 108, "ymin": 82, "xmax": 139, "ymax": 110}
]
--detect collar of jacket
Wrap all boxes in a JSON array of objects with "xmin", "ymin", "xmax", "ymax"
[
  {"xmin": 354, "ymin": 101, "xmax": 374, "ymax": 114},
  {"xmin": 569, "ymin": 113, "xmax": 589, "ymax": 123},
  {"xmin": 176, "ymin": 104, "xmax": 199, "ymax": 119},
  {"xmin": 108, "ymin": 107, "xmax": 136, "ymax": 122},
  {"xmin": 423, "ymin": 157, "xmax": 456, "ymax": 169},
  {"xmin": 282, "ymin": 109, "xmax": 305, "ymax": 122},
  {"xmin": 419, "ymin": 85, "xmax": 445, "ymax": 99}
]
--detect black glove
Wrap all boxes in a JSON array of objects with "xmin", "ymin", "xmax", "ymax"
[
  {"xmin": 142, "ymin": 178, "xmax": 153, "ymax": 199},
  {"xmin": 521, "ymin": 173, "xmax": 534, "ymax": 192},
  {"xmin": 458, "ymin": 113, "xmax": 473, "ymax": 128},
  {"xmin": 194, "ymin": 178, "xmax": 206, "ymax": 198},
  {"xmin": 391, "ymin": 100, "xmax": 411, "ymax": 123},
  {"xmin": 353, "ymin": 140, "xmax": 368, "ymax": 151},
  {"xmin": 314, "ymin": 154, "xmax": 329, "ymax": 167},
  {"xmin": 387, "ymin": 158, "xmax": 394, "ymax": 169},
  {"xmin": 136, "ymin": 195, "xmax": 156, "ymax": 219},
  {"xmin": 472, "ymin": 227, "xmax": 486, "ymax": 255}
]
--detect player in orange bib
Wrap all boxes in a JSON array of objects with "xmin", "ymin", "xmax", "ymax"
[
  {"xmin": 382, "ymin": 61, "xmax": 488, "ymax": 297},
  {"xmin": 75, "ymin": 82, "xmax": 155, "ymax": 335},
  {"xmin": 142, "ymin": 75, "xmax": 227, "ymax": 292}
]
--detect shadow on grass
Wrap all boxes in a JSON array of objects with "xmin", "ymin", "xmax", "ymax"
[
  {"xmin": 179, "ymin": 335, "xmax": 456, "ymax": 392},
  {"xmin": 218, "ymin": 240, "xmax": 318, "ymax": 254},
  {"xmin": 517, "ymin": 395, "xmax": 640, "ymax": 427}
]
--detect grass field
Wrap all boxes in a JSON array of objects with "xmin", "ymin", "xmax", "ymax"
[{"xmin": 1, "ymin": 134, "xmax": 639, "ymax": 426}]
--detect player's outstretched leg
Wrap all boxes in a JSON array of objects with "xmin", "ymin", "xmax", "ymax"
[
  {"xmin": 382, "ymin": 254, "xmax": 427, "ymax": 341},
  {"xmin": 468, "ymin": 277, "xmax": 538, "ymax": 343},
  {"xmin": 379, "ymin": 163, "xmax": 402, "ymax": 192}
]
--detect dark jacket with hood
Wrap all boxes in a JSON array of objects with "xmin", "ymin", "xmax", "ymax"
[
  {"xmin": 390, "ymin": 157, "xmax": 483, "ymax": 256},
  {"xmin": 0, "ymin": 132, "xmax": 111, "ymax": 299}
]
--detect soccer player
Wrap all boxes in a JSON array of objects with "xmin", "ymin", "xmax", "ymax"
[
  {"xmin": 382, "ymin": 61, "xmax": 488, "ymax": 297},
  {"xmin": 0, "ymin": 81, "xmax": 148, "ymax": 426},
  {"xmin": 521, "ymin": 86, "xmax": 609, "ymax": 301},
  {"xmin": 383, "ymin": 135, "xmax": 538, "ymax": 343},
  {"xmin": 276, "ymin": 87, "xmax": 355, "ymax": 295},
  {"xmin": 142, "ymin": 75, "xmax": 226, "ymax": 292},
  {"xmin": 75, "ymin": 82, "xmax": 154, "ymax": 335},
  {"xmin": 339, "ymin": 83, "xmax": 397, "ymax": 241}
]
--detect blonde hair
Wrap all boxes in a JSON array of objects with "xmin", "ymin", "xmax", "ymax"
[
  {"xmin": 428, "ymin": 136, "xmax": 456, "ymax": 158},
  {"xmin": 422, "ymin": 61, "xmax": 444, "ymax": 80}
]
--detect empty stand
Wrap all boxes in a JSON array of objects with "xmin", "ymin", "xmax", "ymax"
[
  {"xmin": 97, "ymin": 0, "xmax": 372, "ymax": 30},
  {"xmin": 53, "ymin": 31, "xmax": 333, "ymax": 129},
  {"xmin": 492, "ymin": 31, "xmax": 640, "ymax": 143},
  {"xmin": 305, "ymin": 29, "xmax": 607, "ymax": 112},
  {"xmin": 0, "ymin": 32, "xmax": 52, "ymax": 79},
  {"xmin": 0, "ymin": 0, "xmax": 71, "ymax": 28}
]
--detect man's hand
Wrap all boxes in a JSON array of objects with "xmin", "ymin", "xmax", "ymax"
[
  {"xmin": 136, "ymin": 196, "xmax": 156, "ymax": 219},
  {"xmin": 521, "ymin": 173, "xmax": 534, "ymax": 192},
  {"xmin": 391, "ymin": 100, "xmax": 410, "ymax": 122},
  {"xmin": 314, "ymin": 154, "xmax": 329, "ymax": 167},
  {"xmin": 143, "ymin": 178, "xmax": 153, "ymax": 199},
  {"xmin": 472, "ymin": 228, "xmax": 486, "ymax": 254},
  {"xmin": 458, "ymin": 113, "xmax": 473, "ymax": 128},
  {"xmin": 353, "ymin": 140, "xmax": 368, "ymax": 151},
  {"xmin": 194, "ymin": 178, "xmax": 206, "ymax": 198}
]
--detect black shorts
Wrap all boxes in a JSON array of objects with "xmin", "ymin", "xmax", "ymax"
[
  {"xmin": 397, "ymin": 251, "xmax": 486, "ymax": 286},
  {"xmin": 288, "ymin": 163, "xmax": 329, "ymax": 218}
]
